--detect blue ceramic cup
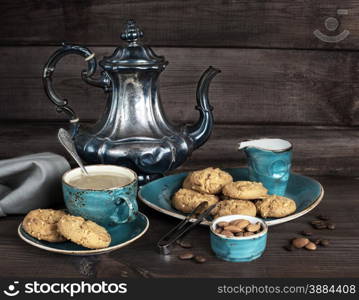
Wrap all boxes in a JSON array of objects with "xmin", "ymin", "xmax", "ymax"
[
  {"xmin": 239, "ymin": 138, "xmax": 292, "ymax": 195},
  {"xmin": 62, "ymin": 165, "xmax": 138, "ymax": 227},
  {"xmin": 210, "ymin": 215, "xmax": 268, "ymax": 262}
]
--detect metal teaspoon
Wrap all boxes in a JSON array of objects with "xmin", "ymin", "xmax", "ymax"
[{"xmin": 58, "ymin": 128, "xmax": 89, "ymax": 175}]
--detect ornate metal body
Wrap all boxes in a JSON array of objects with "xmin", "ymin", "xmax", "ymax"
[{"xmin": 43, "ymin": 20, "xmax": 220, "ymax": 183}]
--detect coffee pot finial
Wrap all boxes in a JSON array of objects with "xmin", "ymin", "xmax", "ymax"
[{"xmin": 121, "ymin": 19, "xmax": 144, "ymax": 44}]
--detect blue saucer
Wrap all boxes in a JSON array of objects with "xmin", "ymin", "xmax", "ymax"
[
  {"xmin": 18, "ymin": 212, "xmax": 149, "ymax": 255},
  {"xmin": 138, "ymin": 168, "xmax": 324, "ymax": 226}
]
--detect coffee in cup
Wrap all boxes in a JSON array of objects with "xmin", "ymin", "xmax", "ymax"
[
  {"xmin": 62, "ymin": 165, "xmax": 138, "ymax": 227},
  {"xmin": 68, "ymin": 172, "xmax": 132, "ymax": 190}
]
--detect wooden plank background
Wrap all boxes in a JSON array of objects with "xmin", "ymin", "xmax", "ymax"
[
  {"xmin": 1, "ymin": 0, "xmax": 359, "ymax": 49},
  {"xmin": 0, "ymin": 0, "xmax": 358, "ymax": 176},
  {"xmin": 1, "ymin": 47, "xmax": 359, "ymax": 125}
]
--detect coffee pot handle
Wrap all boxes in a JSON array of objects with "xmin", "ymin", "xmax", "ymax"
[{"xmin": 42, "ymin": 43, "xmax": 110, "ymax": 123}]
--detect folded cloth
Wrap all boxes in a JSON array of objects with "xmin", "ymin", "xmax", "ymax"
[{"xmin": 0, "ymin": 152, "xmax": 70, "ymax": 216}]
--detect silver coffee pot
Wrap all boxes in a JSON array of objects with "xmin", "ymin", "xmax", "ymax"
[{"xmin": 43, "ymin": 20, "xmax": 220, "ymax": 183}]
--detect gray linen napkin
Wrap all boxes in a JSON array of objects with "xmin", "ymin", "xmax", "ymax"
[{"xmin": 0, "ymin": 152, "xmax": 70, "ymax": 216}]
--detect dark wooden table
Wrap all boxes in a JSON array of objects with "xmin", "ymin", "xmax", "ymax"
[{"xmin": 1, "ymin": 175, "xmax": 358, "ymax": 278}]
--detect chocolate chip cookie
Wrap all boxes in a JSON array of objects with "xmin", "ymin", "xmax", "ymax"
[
  {"xmin": 172, "ymin": 188, "xmax": 219, "ymax": 213},
  {"xmin": 22, "ymin": 209, "xmax": 67, "ymax": 242},
  {"xmin": 182, "ymin": 167, "xmax": 233, "ymax": 194},
  {"xmin": 57, "ymin": 215, "xmax": 111, "ymax": 249}
]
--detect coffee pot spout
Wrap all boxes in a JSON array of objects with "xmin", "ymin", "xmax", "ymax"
[{"xmin": 187, "ymin": 66, "xmax": 220, "ymax": 150}]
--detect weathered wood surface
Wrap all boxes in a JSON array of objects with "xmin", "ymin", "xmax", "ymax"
[
  {"xmin": 0, "ymin": 122, "xmax": 358, "ymax": 176},
  {"xmin": 1, "ymin": 46, "xmax": 359, "ymax": 126},
  {"xmin": 1, "ymin": 0, "xmax": 359, "ymax": 50},
  {"xmin": 1, "ymin": 176, "xmax": 358, "ymax": 278}
]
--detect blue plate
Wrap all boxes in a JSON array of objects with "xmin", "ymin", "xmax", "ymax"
[
  {"xmin": 138, "ymin": 168, "xmax": 324, "ymax": 226},
  {"xmin": 18, "ymin": 212, "xmax": 149, "ymax": 255}
]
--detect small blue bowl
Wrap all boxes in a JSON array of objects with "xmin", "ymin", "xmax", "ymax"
[{"xmin": 210, "ymin": 215, "xmax": 268, "ymax": 262}]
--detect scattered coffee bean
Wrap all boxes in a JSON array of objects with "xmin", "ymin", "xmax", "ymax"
[
  {"xmin": 243, "ymin": 232, "xmax": 254, "ymax": 237},
  {"xmin": 217, "ymin": 221, "xmax": 229, "ymax": 228},
  {"xmin": 223, "ymin": 225, "xmax": 244, "ymax": 233},
  {"xmin": 283, "ymin": 244, "xmax": 295, "ymax": 251},
  {"xmin": 327, "ymin": 223, "xmax": 336, "ymax": 230},
  {"xmin": 292, "ymin": 237, "xmax": 310, "ymax": 248},
  {"xmin": 313, "ymin": 223, "xmax": 327, "ymax": 230},
  {"xmin": 179, "ymin": 240, "xmax": 193, "ymax": 249},
  {"xmin": 320, "ymin": 239, "xmax": 330, "ymax": 247},
  {"xmin": 313, "ymin": 239, "xmax": 321, "ymax": 245},
  {"xmin": 194, "ymin": 255, "xmax": 206, "ymax": 263},
  {"xmin": 301, "ymin": 230, "xmax": 312, "ymax": 237},
  {"xmin": 221, "ymin": 230, "xmax": 234, "ymax": 238},
  {"xmin": 310, "ymin": 220, "xmax": 323, "ymax": 225},
  {"xmin": 178, "ymin": 252, "xmax": 194, "ymax": 260},
  {"xmin": 246, "ymin": 222, "xmax": 261, "ymax": 232},
  {"xmin": 305, "ymin": 242, "xmax": 317, "ymax": 251},
  {"xmin": 317, "ymin": 214, "xmax": 330, "ymax": 221}
]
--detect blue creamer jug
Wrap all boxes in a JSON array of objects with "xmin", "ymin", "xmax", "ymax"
[{"xmin": 238, "ymin": 138, "xmax": 292, "ymax": 195}]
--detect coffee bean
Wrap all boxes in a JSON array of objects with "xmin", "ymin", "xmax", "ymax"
[
  {"xmin": 178, "ymin": 252, "xmax": 194, "ymax": 260},
  {"xmin": 311, "ymin": 220, "xmax": 324, "ymax": 225},
  {"xmin": 221, "ymin": 230, "xmax": 234, "ymax": 238},
  {"xmin": 246, "ymin": 223, "xmax": 261, "ymax": 232},
  {"xmin": 305, "ymin": 242, "xmax": 317, "ymax": 251},
  {"xmin": 179, "ymin": 240, "xmax": 193, "ymax": 249},
  {"xmin": 292, "ymin": 237, "xmax": 310, "ymax": 248},
  {"xmin": 313, "ymin": 239, "xmax": 321, "ymax": 245},
  {"xmin": 235, "ymin": 232, "xmax": 244, "ymax": 237},
  {"xmin": 317, "ymin": 214, "xmax": 330, "ymax": 221},
  {"xmin": 283, "ymin": 245, "xmax": 295, "ymax": 251},
  {"xmin": 194, "ymin": 255, "xmax": 206, "ymax": 263},
  {"xmin": 327, "ymin": 223, "xmax": 336, "ymax": 230},
  {"xmin": 217, "ymin": 221, "xmax": 229, "ymax": 228},
  {"xmin": 301, "ymin": 230, "xmax": 313, "ymax": 236},
  {"xmin": 313, "ymin": 223, "xmax": 327, "ymax": 230},
  {"xmin": 320, "ymin": 239, "xmax": 330, "ymax": 247}
]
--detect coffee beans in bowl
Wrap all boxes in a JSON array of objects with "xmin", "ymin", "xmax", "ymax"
[
  {"xmin": 210, "ymin": 215, "xmax": 268, "ymax": 262},
  {"xmin": 215, "ymin": 218, "xmax": 263, "ymax": 238}
]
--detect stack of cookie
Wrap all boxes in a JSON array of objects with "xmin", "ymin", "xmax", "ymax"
[
  {"xmin": 172, "ymin": 167, "xmax": 296, "ymax": 219},
  {"xmin": 22, "ymin": 209, "xmax": 111, "ymax": 249}
]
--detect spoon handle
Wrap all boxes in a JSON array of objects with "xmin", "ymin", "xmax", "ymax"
[{"xmin": 58, "ymin": 128, "xmax": 89, "ymax": 175}]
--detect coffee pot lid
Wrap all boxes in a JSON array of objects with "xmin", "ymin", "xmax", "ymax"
[{"xmin": 99, "ymin": 20, "xmax": 168, "ymax": 71}]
